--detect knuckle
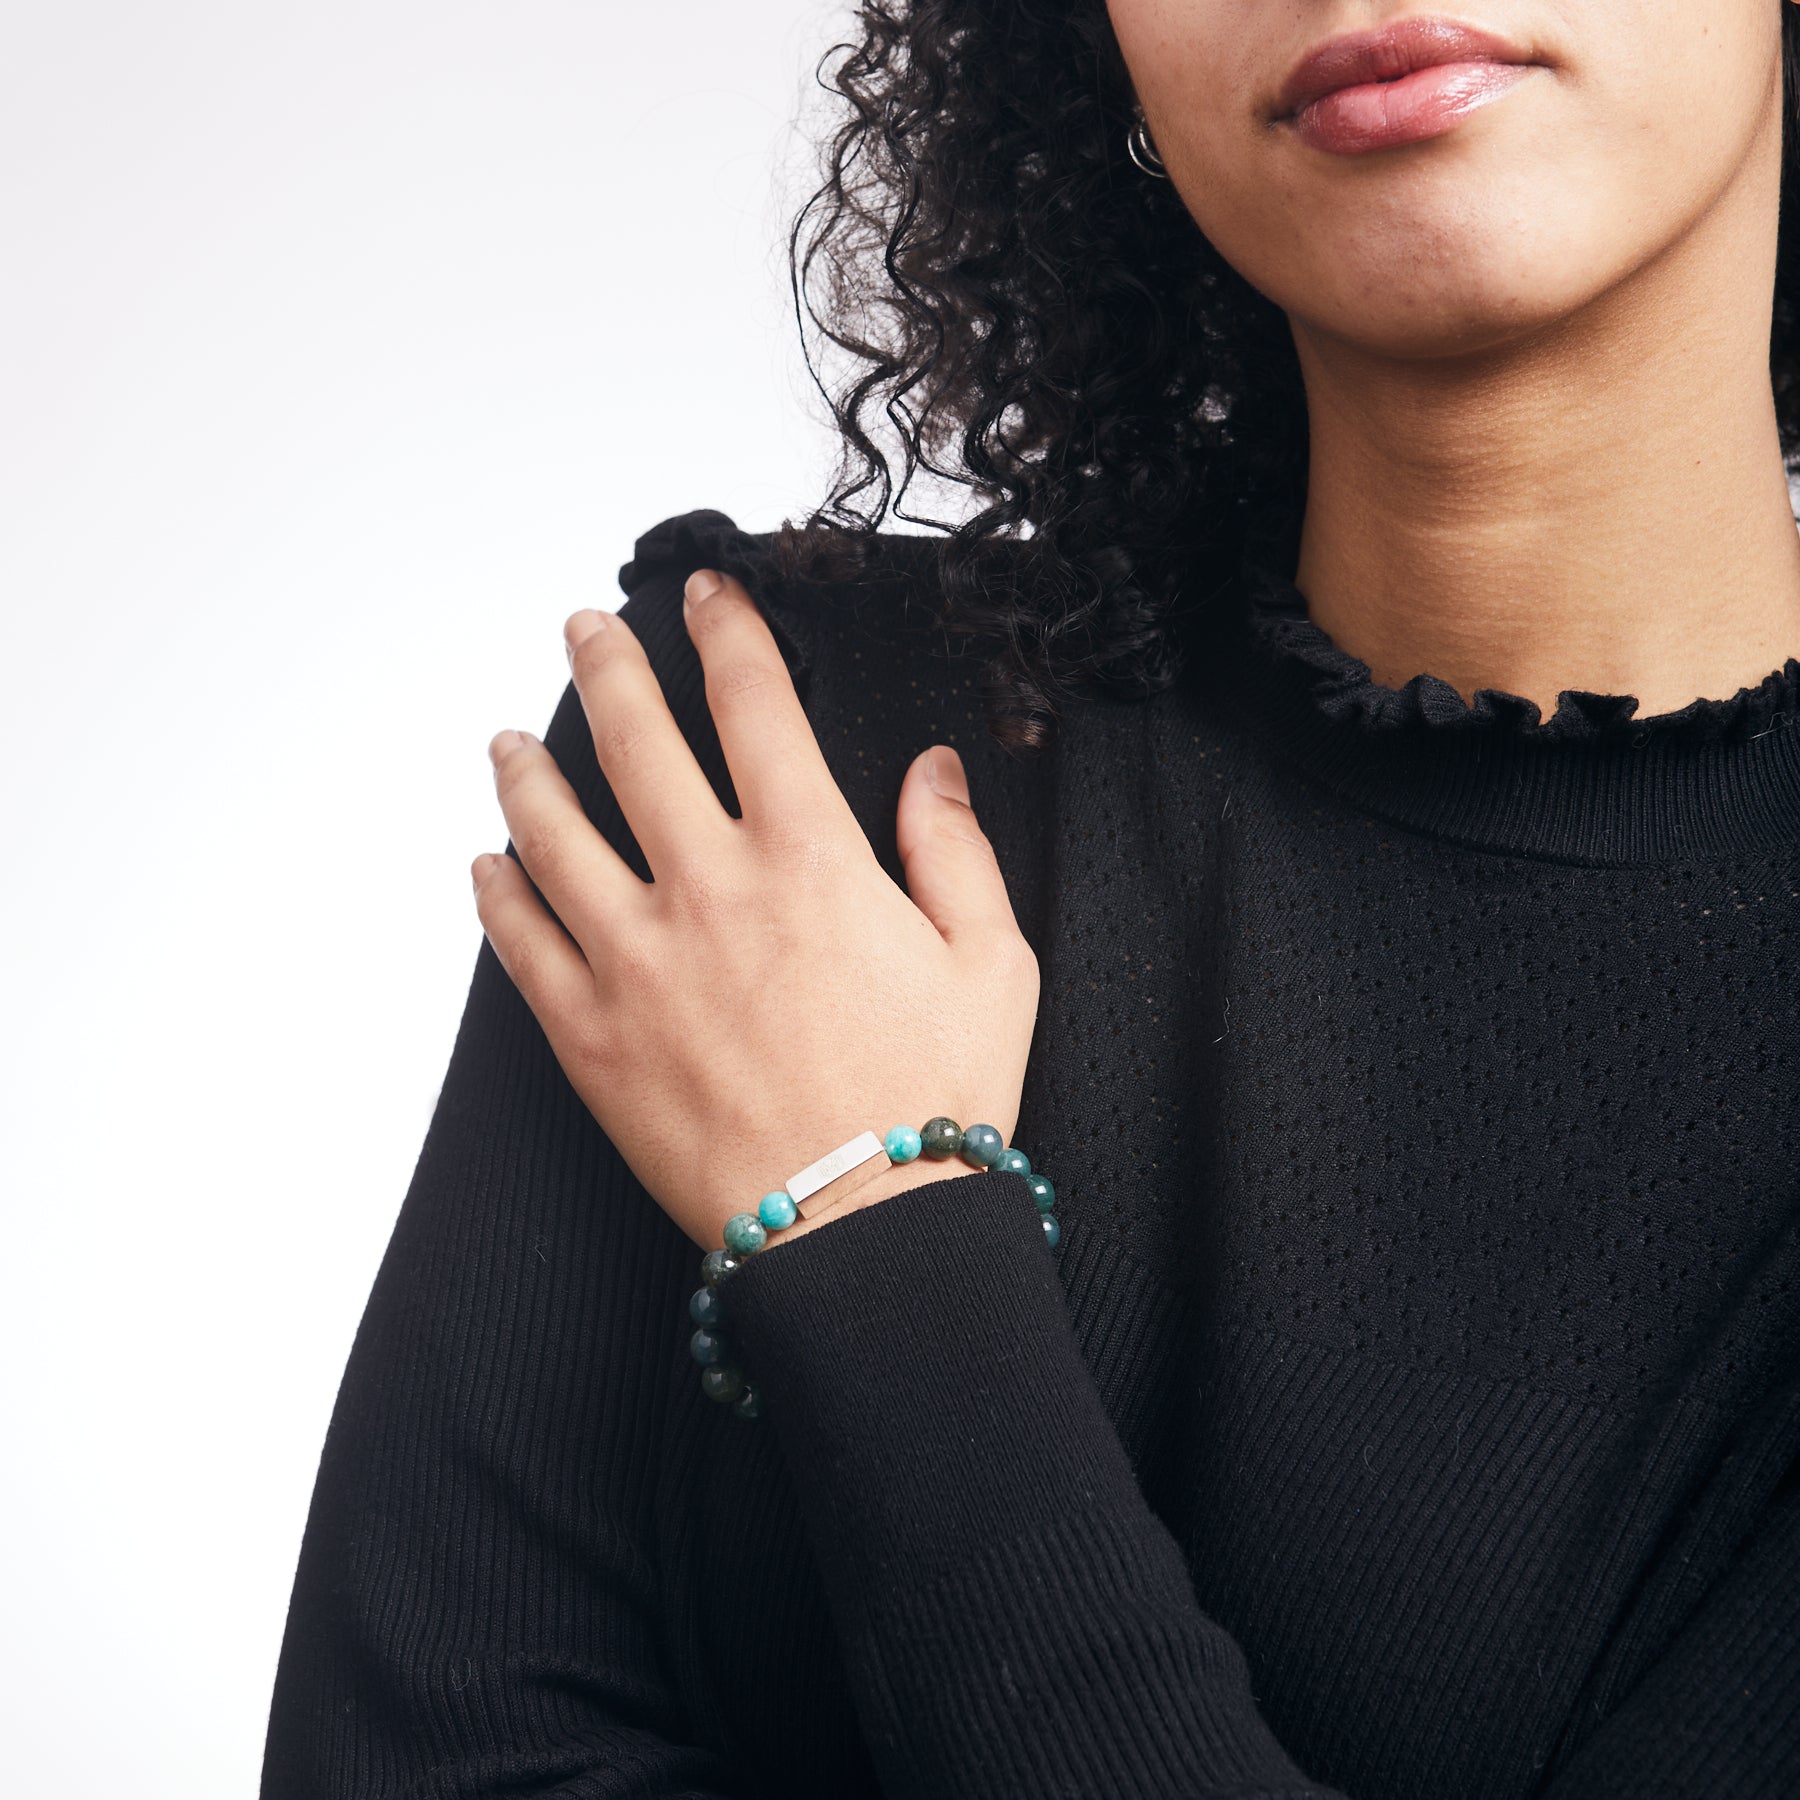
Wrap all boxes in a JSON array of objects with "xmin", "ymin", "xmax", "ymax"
[
  {"xmin": 605, "ymin": 922, "xmax": 666, "ymax": 995},
  {"xmin": 566, "ymin": 998, "xmax": 620, "ymax": 1070},
  {"xmin": 511, "ymin": 814, "xmax": 568, "ymax": 880},
  {"xmin": 748, "ymin": 812, "xmax": 855, "ymax": 873},
  {"xmin": 706, "ymin": 655, "xmax": 782, "ymax": 710},
  {"xmin": 936, "ymin": 812, "xmax": 997, "ymax": 855},
  {"xmin": 667, "ymin": 858, "xmax": 749, "ymax": 926},
  {"xmin": 570, "ymin": 626, "xmax": 627, "ymax": 686},
  {"xmin": 595, "ymin": 712, "xmax": 652, "ymax": 769}
]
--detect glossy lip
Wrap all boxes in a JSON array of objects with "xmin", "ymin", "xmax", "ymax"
[{"xmin": 1274, "ymin": 15, "xmax": 1539, "ymax": 125}]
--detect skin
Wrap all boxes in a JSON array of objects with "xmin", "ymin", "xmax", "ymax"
[
  {"xmin": 1113, "ymin": 0, "xmax": 1800, "ymax": 714},
  {"xmin": 476, "ymin": 0, "xmax": 1800, "ymax": 1252}
]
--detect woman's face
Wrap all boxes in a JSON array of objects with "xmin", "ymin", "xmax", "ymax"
[{"xmin": 1108, "ymin": 2, "xmax": 1790, "ymax": 359}]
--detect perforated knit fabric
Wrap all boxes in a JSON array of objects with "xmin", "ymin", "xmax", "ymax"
[{"xmin": 263, "ymin": 509, "xmax": 1800, "ymax": 1800}]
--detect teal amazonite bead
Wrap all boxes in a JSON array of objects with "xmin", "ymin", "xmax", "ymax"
[
  {"xmin": 1024, "ymin": 1172, "xmax": 1056, "ymax": 1212},
  {"xmin": 995, "ymin": 1147, "xmax": 1032, "ymax": 1178},
  {"xmin": 884, "ymin": 1124, "xmax": 923, "ymax": 1163},
  {"xmin": 722, "ymin": 1212, "xmax": 767, "ymax": 1256},
  {"xmin": 689, "ymin": 1286, "xmax": 724, "ymax": 1329},
  {"xmin": 701, "ymin": 1363, "xmax": 745, "ymax": 1403},
  {"xmin": 701, "ymin": 1248, "xmax": 742, "ymax": 1288},
  {"xmin": 1041, "ymin": 1213, "xmax": 1061, "ymax": 1249},
  {"xmin": 920, "ymin": 1116, "xmax": 963, "ymax": 1159},
  {"xmin": 689, "ymin": 1326, "xmax": 730, "ymax": 1366},
  {"xmin": 758, "ymin": 1190, "xmax": 798, "ymax": 1230},
  {"xmin": 959, "ymin": 1123, "xmax": 1003, "ymax": 1167},
  {"xmin": 732, "ymin": 1382, "xmax": 762, "ymax": 1421}
]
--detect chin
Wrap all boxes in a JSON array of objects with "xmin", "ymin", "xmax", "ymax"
[
  {"xmin": 1301, "ymin": 257, "xmax": 1617, "ymax": 363},
  {"xmin": 1228, "ymin": 187, "xmax": 1633, "ymax": 364}
]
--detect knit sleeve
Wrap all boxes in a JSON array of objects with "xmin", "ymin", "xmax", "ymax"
[
  {"xmin": 258, "ymin": 517, "xmax": 799, "ymax": 1798},
  {"xmin": 723, "ymin": 1176, "xmax": 1800, "ymax": 1800}
]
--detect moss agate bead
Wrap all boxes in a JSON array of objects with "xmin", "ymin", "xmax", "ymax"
[
  {"xmin": 701, "ymin": 1363, "xmax": 745, "ymax": 1403},
  {"xmin": 1024, "ymin": 1172, "xmax": 1056, "ymax": 1213},
  {"xmin": 995, "ymin": 1147, "xmax": 1031, "ymax": 1178},
  {"xmin": 701, "ymin": 1248, "xmax": 742, "ymax": 1288},
  {"xmin": 959, "ymin": 1123, "xmax": 1003, "ymax": 1167},
  {"xmin": 884, "ymin": 1124, "xmax": 923, "ymax": 1163},
  {"xmin": 1041, "ymin": 1212, "xmax": 1061, "ymax": 1249},
  {"xmin": 689, "ymin": 1326, "xmax": 730, "ymax": 1366},
  {"xmin": 688, "ymin": 1286, "xmax": 724, "ymax": 1329},
  {"xmin": 920, "ymin": 1116, "xmax": 963, "ymax": 1159},
  {"xmin": 732, "ymin": 1382, "xmax": 762, "ymax": 1421},
  {"xmin": 722, "ymin": 1212, "xmax": 767, "ymax": 1256}
]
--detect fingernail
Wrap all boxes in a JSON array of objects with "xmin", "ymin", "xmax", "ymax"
[
  {"xmin": 471, "ymin": 852, "xmax": 501, "ymax": 888},
  {"xmin": 565, "ymin": 610, "xmax": 609, "ymax": 666},
  {"xmin": 685, "ymin": 568, "xmax": 725, "ymax": 607},
  {"xmin": 489, "ymin": 729, "xmax": 526, "ymax": 765},
  {"xmin": 926, "ymin": 745, "xmax": 969, "ymax": 802}
]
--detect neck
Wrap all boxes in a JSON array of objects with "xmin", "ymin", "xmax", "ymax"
[{"xmin": 1290, "ymin": 181, "xmax": 1800, "ymax": 721}]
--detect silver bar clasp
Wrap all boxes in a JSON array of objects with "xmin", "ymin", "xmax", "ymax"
[{"xmin": 788, "ymin": 1129, "xmax": 888, "ymax": 1219}]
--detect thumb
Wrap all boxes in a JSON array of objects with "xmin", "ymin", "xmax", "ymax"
[{"xmin": 895, "ymin": 745, "xmax": 1019, "ymax": 950}]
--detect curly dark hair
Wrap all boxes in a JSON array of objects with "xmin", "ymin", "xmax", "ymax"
[{"xmin": 772, "ymin": 3, "xmax": 1800, "ymax": 754}]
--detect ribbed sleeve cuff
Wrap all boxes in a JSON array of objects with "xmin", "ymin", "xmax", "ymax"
[
  {"xmin": 725, "ymin": 1171, "xmax": 1130, "ymax": 1595},
  {"xmin": 722, "ymin": 1172, "xmax": 1333, "ymax": 1800}
]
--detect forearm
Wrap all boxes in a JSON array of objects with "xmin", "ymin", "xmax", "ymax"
[{"xmin": 726, "ymin": 1172, "xmax": 1341, "ymax": 1800}]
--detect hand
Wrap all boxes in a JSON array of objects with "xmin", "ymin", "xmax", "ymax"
[{"xmin": 471, "ymin": 568, "xmax": 1041, "ymax": 1254}]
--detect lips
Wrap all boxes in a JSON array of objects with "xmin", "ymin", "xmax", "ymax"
[{"xmin": 1276, "ymin": 16, "xmax": 1541, "ymax": 156}]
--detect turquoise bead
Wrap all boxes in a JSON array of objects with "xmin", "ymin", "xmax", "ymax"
[
  {"xmin": 959, "ymin": 1123, "xmax": 1003, "ymax": 1167},
  {"xmin": 722, "ymin": 1212, "xmax": 767, "ymax": 1256},
  {"xmin": 920, "ymin": 1116, "xmax": 963, "ymax": 1158},
  {"xmin": 689, "ymin": 1326, "xmax": 730, "ymax": 1366},
  {"xmin": 1024, "ymin": 1172, "xmax": 1056, "ymax": 1213},
  {"xmin": 758, "ymin": 1189, "xmax": 798, "ymax": 1230},
  {"xmin": 701, "ymin": 1363, "xmax": 745, "ymax": 1403},
  {"xmin": 1041, "ymin": 1212, "xmax": 1061, "ymax": 1249},
  {"xmin": 701, "ymin": 1248, "xmax": 742, "ymax": 1288},
  {"xmin": 995, "ymin": 1147, "xmax": 1032, "ymax": 1178},
  {"xmin": 689, "ymin": 1286, "xmax": 724, "ymax": 1329},
  {"xmin": 884, "ymin": 1124, "xmax": 923, "ymax": 1163},
  {"xmin": 732, "ymin": 1382, "xmax": 762, "ymax": 1421}
]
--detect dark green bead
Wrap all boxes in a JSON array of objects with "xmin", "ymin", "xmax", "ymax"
[
  {"xmin": 689, "ymin": 1286, "xmax": 724, "ymax": 1329},
  {"xmin": 920, "ymin": 1116, "xmax": 963, "ymax": 1158},
  {"xmin": 1041, "ymin": 1212, "xmax": 1061, "ymax": 1249},
  {"xmin": 732, "ymin": 1382, "xmax": 762, "ymax": 1421},
  {"xmin": 1025, "ymin": 1172, "xmax": 1056, "ymax": 1212},
  {"xmin": 701, "ymin": 1363, "xmax": 745, "ymax": 1403},
  {"xmin": 722, "ymin": 1212, "xmax": 767, "ymax": 1256},
  {"xmin": 959, "ymin": 1123, "xmax": 1004, "ymax": 1167},
  {"xmin": 701, "ymin": 1248, "xmax": 743, "ymax": 1288},
  {"xmin": 689, "ymin": 1326, "xmax": 730, "ymax": 1366},
  {"xmin": 995, "ymin": 1147, "xmax": 1032, "ymax": 1178}
]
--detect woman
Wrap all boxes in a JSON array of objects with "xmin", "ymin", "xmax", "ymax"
[{"xmin": 264, "ymin": 3, "xmax": 1800, "ymax": 1795}]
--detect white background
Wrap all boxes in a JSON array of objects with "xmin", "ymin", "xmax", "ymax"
[{"xmin": 0, "ymin": 4, "xmax": 877, "ymax": 1791}]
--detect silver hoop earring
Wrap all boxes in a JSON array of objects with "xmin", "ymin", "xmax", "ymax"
[{"xmin": 1127, "ymin": 102, "xmax": 1169, "ymax": 180}]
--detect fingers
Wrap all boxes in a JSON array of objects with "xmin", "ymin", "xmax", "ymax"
[
  {"xmin": 471, "ymin": 849, "xmax": 594, "ymax": 1029},
  {"xmin": 563, "ymin": 605, "xmax": 734, "ymax": 879},
  {"xmin": 677, "ymin": 569, "xmax": 859, "ymax": 840},
  {"xmin": 895, "ymin": 745, "xmax": 1030, "ymax": 957},
  {"xmin": 488, "ymin": 728, "xmax": 649, "ymax": 954}
]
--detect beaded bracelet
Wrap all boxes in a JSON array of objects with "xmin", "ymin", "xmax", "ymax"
[{"xmin": 685, "ymin": 1116, "xmax": 1061, "ymax": 1421}]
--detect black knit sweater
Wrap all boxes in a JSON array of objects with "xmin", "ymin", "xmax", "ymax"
[{"xmin": 263, "ymin": 509, "xmax": 1800, "ymax": 1799}]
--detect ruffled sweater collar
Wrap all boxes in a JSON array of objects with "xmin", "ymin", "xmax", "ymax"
[
  {"xmin": 1241, "ymin": 557, "xmax": 1800, "ymax": 749},
  {"xmin": 1205, "ymin": 539, "xmax": 1800, "ymax": 865}
]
